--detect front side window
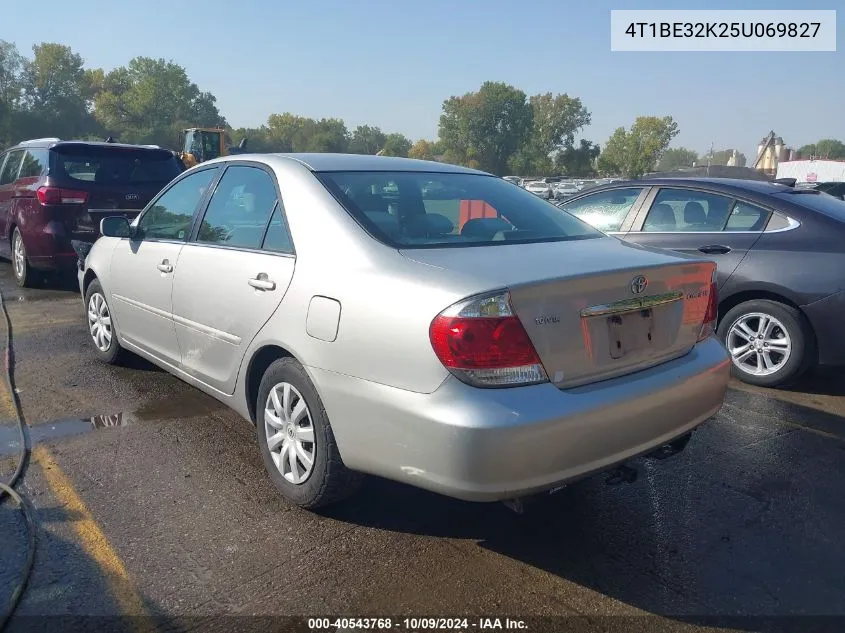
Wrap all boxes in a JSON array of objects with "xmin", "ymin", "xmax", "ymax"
[
  {"xmin": 559, "ymin": 187, "xmax": 643, "ymax": 232},
  {"xmin": 316, "ymin": 171, "xmax": 602, "ymax": 248},
  {"xmin": 0, "ymin": 150, "xmax": 25, "ymax": 185},
  {"xmin": 19, "ymin": 149, "xmax": 49, "ymax": 178},
  {"xmin": 196, "ymin": 165, "xmax": 278, "ymax": 249},
  {"xmin": 138, "ymin": 168, "xmax": 218, "ymax": 241},
  {"xmin": 642, "ymin": 188, "xmax": 733, "ymax": 232}
]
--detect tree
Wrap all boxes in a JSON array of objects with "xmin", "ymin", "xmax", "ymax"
[
  {"xmin": 93, "ymin": 57, "xmax": 224, "ymax": 146},
  {"xmin": 597, "ymin": 116, "xmax": 680, "ymax": 179},
  {"xmin": 438, "ymin": 81, "xmax": 533, "ymax": 174},
  {"xmin": 408, "ymin": 139, "xmax": 436, "ymax": 161},
  {"xmin": 0, "ymin": 40, "xmax": 25, "ymax": 145},
  {"xmin": 555, "ymin": 139, "xmax": 600, "ymax": 176},
  {"xmin": 380, "ymin": 133, "xmax": 412, "ymax": 157},
  {"xmin": 657, "ymin": 147, "xmax": 699, "ymax": 171},
  {"xmin": 708, "ymin": 148, "xmax": 747, "ymax": 167},
  {"xmin": 798, "ymin": 139, "xmax": 845, "ymax": 160},
  {"xmin": 513, "ymin": 93, "xmax": 591, "ymax": 174},
  {"xmin": 265, "ymin": 114, "xmax": 348, "ymax": 153},
  {"xmin": 21, "ymin": 43, "xmax": 98, "ymax": 139},
  {"xmin": 348, "ymin": 125, "xmax": 387, "ymax": 154}
]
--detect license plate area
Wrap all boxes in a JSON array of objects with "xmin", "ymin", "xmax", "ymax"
[{"xmin": 608, "ymin": 308, "xmax": 654, "ymax": 359}]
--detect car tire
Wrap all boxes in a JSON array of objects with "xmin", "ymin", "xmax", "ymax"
[
  {"xmin": 717, "ymin": 299, "xmax": 814, "ymax": 388},
  {"xmin": 256, "ymin": 357, "xmax": 362, "ymax": 508},
  {"xmin": 84, "ymin": 279, "xmax": 124, "ymax": 365},
  {"xmin": 11, "ymin": 228, "xmax": 32, "ymax": 288}
]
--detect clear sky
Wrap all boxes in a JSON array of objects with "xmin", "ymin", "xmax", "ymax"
[{"xmin": 5, "ymin": 0, "xmax": 842, "ymax": 158}]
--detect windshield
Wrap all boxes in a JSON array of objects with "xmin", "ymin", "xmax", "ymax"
[
  {"xmin": 780, "ymin": 190, "xmax": 845, "ymax": 222},
  {"xmin": 53, "ymin": 146, "xmax": 183, "ymax": 185},
  {"xmin": 316, "ymin": 171, "xmax": 602, "ymax": 248}
]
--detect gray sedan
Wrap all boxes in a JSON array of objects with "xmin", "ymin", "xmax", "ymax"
[{"xmin": 78, "ymin": 154, "xmax": 730, "ymax": 508}]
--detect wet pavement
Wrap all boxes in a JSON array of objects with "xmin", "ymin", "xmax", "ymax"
[{"xmin": 1, "ymin": 264, "xmax": 845, "ymax": 632}]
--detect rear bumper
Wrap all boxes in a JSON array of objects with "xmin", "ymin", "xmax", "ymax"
[
  {"xmin": 310, "ymin": 337, "xmax": 731, "ymax": 502},
  {"xmin": 802, "ymin": 290, "xmax": 845, "ymax": 366}
]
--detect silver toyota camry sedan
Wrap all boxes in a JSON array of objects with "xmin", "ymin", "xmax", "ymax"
[{"xmin": 78, "ymin": 153, "xmax": 730, "ymax": 508}]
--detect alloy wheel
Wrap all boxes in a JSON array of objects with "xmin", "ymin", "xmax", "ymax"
[
  {"xmin": 12, "ymin": 232, "xmax": 25, "ymax": 280},
  {"xmin": 726, "ymin": 312, "xmax": 791, "ymax": 377}
]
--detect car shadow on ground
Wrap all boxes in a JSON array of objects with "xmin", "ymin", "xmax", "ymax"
[
  {"xmin": 782, "ymin": 368, "xmax": 845, "ymax": 397},
  {"xmin": 322, "ymin": 395, "xmax": 845, "ymax": 624}
]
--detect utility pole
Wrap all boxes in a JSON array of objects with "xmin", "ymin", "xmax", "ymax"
[{"xmin": 706, "ymin": 142, "xmax": 714, "ymax": 176}]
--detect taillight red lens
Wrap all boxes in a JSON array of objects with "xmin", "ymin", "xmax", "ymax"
[
  {"xmin": 698, "ymin": 280, "xmax": 718, "ymax": 341},
  {"xmin": 36, "ymin": 187, "xmax": 88, "ymax": 205},
  {"xmin": 430, "ymin": 315, "xmax": 541, "ymax": 369},
  {"xmin": 429, "ymin": 291, "xmax": 548, "ymax": 387}
]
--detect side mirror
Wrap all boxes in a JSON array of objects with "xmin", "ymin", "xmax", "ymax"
[{"xmin": 100, "ymin": 216, "xmax": 133, "ymax": 239}]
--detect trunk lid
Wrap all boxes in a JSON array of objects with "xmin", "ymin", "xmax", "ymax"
[{"xmin": 402, "ymin": 237, "xmax": 716, "ymax": 388}]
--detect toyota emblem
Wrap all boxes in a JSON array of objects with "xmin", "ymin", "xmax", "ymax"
[{"xmin": 630, "ymin": 275, "xmax": 648, "ymax": 294}]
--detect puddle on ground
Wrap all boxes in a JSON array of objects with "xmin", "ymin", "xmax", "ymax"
[
  {"xmin": 0, "ymin": 413, "xmax": 136, "ymax": 457},
  {"xmin": 0, "ymin": 392, "xmax": 227, "ymax": 457}
]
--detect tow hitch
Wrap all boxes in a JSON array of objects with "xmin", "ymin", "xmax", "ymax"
[{"xmin": 644, "ymin": 432, "xmax": 692, "ymax": 461}]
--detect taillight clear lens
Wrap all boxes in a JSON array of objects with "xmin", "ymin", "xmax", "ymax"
[
  {"xmin": 36, "ymin": 187, "xmax": 88, "ymax": 205},
  {"xmin": 698, "ymin": 274, "xmax": 719, "ymax": 341},
  {"xmin": 429, "ymin": 291, "xmax": 548, "ymax": 388}
]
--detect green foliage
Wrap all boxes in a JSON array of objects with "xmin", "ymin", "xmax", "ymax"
[
  {"xmin": 438, "ymin": 81, "xmax": 534, "ymax": 175},
  {"xmin": 597, "ymin": 116, "xmax": 680, "ymax": 179},
  {"xmin": 657, "ymin": 147, "xmax": 699, "ymax": 171},
  {"xmin": 348, "ymin": 125, "xmax": 386, "ymax": 154},
  {"xmin": 555, "ymin": 139, "xmax": 600, "ymax": 176},
  {"xmin": 380, "ymin": 133, "xmax": 412, "ymax": 157},
  {"xmin": 798, "ymin": 139, "xmax": 845, "ymax": 160}
]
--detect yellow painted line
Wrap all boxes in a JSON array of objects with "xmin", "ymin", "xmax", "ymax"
[{"xmin": 33, "ymin": 446, "xmax": 155, "ymax": 631}]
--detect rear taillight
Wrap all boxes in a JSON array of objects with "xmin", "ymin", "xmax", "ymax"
[
  {"xmin": 36, "ymin": 187, "xmax": 88, "ymax": 205},
  {"xmin": 429, "ymin": 291, "xmax": 548, "ymax": 388},
  {"xmin": 698, "ymin": 271, "xmax": 718, "ymax": 342}
]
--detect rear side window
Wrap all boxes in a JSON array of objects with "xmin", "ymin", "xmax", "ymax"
[
  {"xmin": 262, "ymin": 207, "xmax": 294, "ymax": 253},
  {"xmin": 724, "ymin": 201, "xmax": 769, "ymax": 231},
  {"xmin": 0, "ymin": 150, "xmax": 24, "ymax": 185},
  {"xmin": 196, "ymin": 166, "xmax": 278, "ymax": 250},
  {"xmin": 560, "ymin": 188, "xmax": 643, "ymax": 232},
  {"xmin": 642, "ymin": 188, "xmax": 733, "ymax": 232},
  {"xmin": 19, "ymin": 149, "xmax": 49, "ymax": 178},
  {"xmin": 53, "ymin": 146, "xmax": 182, "ymax": 186}
]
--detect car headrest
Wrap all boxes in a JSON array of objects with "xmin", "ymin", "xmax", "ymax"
[
  {"xmin": 684, "ymin": 201, "xmax": 707, "ymax": 225},
  {"xmin": 405, "ymin": 213, "xmax": 454, "ymax": 238},
  {"xmin": 648, "ymin": 203, "xmax": 676, "ymax": 227},
  {"xmin": 460, "ymin": 217, "xmax": 512, "ymax": 240}
]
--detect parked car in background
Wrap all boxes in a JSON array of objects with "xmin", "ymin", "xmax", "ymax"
[
  {"xmin": 502, "ymin": 176, "xmax": 522, "ymax": 186},
  {"xmin": 525, "ymin": 179, "xmax": 553, "ymax": 199},
  {"xmin": 0, "ymin": 137, "xmax": 184, "ymax": 287},
  {"xmin": 79, "ymin": 154, "xmax": 729, "ymax": 508},
  {"xmin": 557, "ymin": 177, "xmax": 845, "ymax": 387},
  {"xmin": 554, "ymin": 181, "xmax": 580, "ymax": 200}
]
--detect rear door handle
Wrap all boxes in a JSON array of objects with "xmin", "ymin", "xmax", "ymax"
[
  {"xmin": 157, "ymin": 260, "xmax": 173, "ymax": 273},
  {"xmin": 248, "ymin": 274, "xmax": 276, "ymax": 291},
  {"xmin": 698, "ymin": 245, "xmax": 731, "ymax": 255}
]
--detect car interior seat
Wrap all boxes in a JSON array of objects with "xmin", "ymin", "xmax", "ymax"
[{"xmin": 645, "ymin": 203, "xmax": 676, "ymax": 230}]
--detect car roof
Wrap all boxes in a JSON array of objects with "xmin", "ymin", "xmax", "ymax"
[
  {"xmin": 8, "ymin": 139, "xmax": 167, "ymax": 151},
  {"xmin": 599, "ymin": 177, "xmax": 791, "ymax": 195},
  {"xmin": 261, "ymin": 153, "xmax": 490, "ymax": 175}
]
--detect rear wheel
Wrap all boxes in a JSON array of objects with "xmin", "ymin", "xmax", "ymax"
[
  {"xmin": 256, "ymin": 358, "xmax": 362, "ymax": 508},
  {"xmin": 11, "ymin": 228, "xmax": 32, "ymax": 288},
  {"xmin": 717, "ymin": 299, "xmax": 813, "ymax": 388}
]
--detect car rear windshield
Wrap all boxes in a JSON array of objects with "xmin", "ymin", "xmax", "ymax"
[
  {"xmin": 316, "ymin": 171, "xmax": 603, "ymax": 248},
  {"xmin": 52, "ymin": 145, "xmax": 182, "ymax": 186},
  {"xmin": 778, "ymin": 190, "xmax": 845, "ymax": 222}
]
